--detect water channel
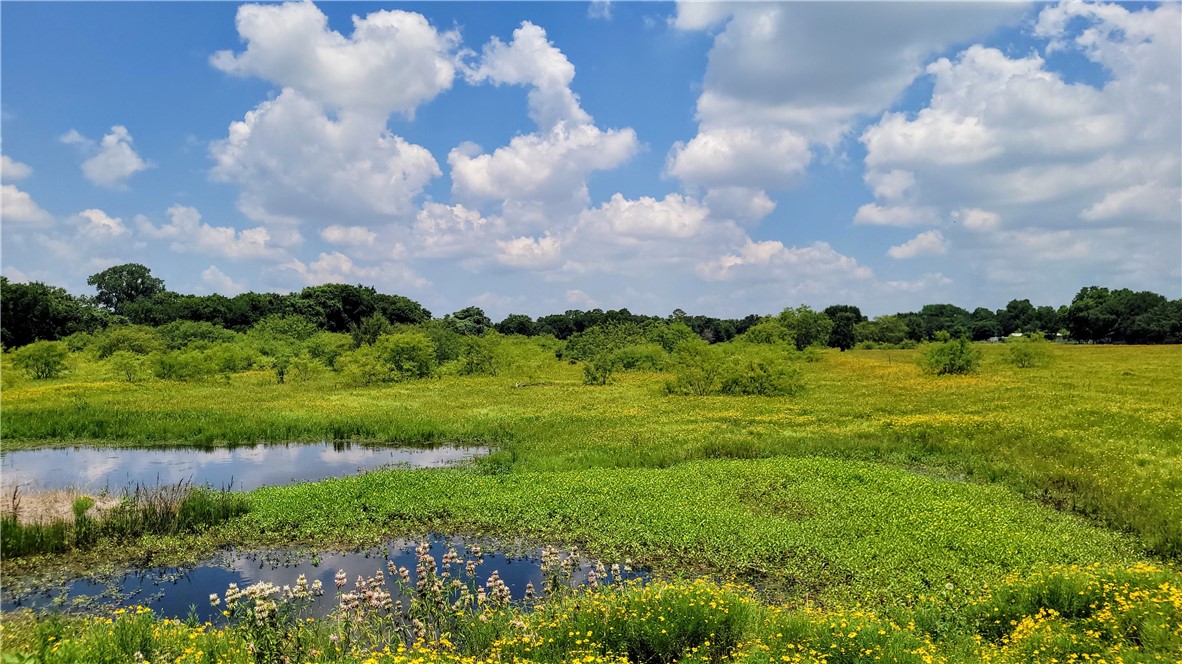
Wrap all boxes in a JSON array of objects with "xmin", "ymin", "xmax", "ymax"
[
  {"xmin": 1, "ymin": 536, "xmax": 647, "ymax": 621},
  {"xmin": 0, "ymin": 443, "xmax": 487, "ymax": 492}
]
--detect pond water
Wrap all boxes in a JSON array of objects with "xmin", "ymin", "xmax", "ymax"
[
  {"xmin": 1, "ymin": 536, "xmax": 646, "ymax": 622},
  {"xmin": 0, "ymin": 443, "xmax": 487, "ymax": 492}
]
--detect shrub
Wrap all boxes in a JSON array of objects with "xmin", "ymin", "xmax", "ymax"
[
  {"xmin": 664, "ymin": 340, "xmax": 726, "ymax": 395},
  {"xmin": 306, "ymin": 332, "xmax": 352, "ymax": 369},
  {"xmin": 920, "ymin": 335, "xmax": 981, "ymax": 375},
  {"xmin": 205, "ymin": 343, "xmax": 258, "ymax": 375},
  {"xmin": 62, "ymin": 331, "xmax": 92, "ymax": 352},
  {"xmin": 1008, "ymin": 333, "xmax": 1052, "ymax": 368},
  {"xmin": 90, "ymin": 325, "xmax": 164, "ymax": 359},
  {"xmin": 740, "ymin": 319, "xmax": 792, "ymax": 345},
  {"xmin": 582, "ymin": 356, "xmax": 616, "ymax": 385},
  {"xmin": 609, "ymin": 343, "xmax": 667, "ymax": 371},
  {"xmin": 156, "ymin": 320, "xmax": 237, "ymax": 350},
  {"xmin": 458, "ymin": 334, "xmax": 502, "ymax": 376},
  {"xmin": 151, "ymin": 350, "xmax": 213, "ymax": 381},
  {"xmin": 375, "ymin": 332, "xmax": 436, "ymax": 380},
  {"xmin": 646, "ymin": 320, "xmax": 697, "ymax": 352},
  {"xmin": 719, "ymin": 356, "xmax": 804, "ymax": 396},
  {"xmin": 109, "ymin": 350, "xmax": 146, "ymax": 382},
  {"xmin": 12, "ymin": 341, "xmax": 69, "ymax": 379},
  {"xmin": 560, "ymin": 323, "xmax": 646, "ymax": 362},
  {"xmin": 248, "ymin": 315, "xmax": 317, "ymax": 341}
]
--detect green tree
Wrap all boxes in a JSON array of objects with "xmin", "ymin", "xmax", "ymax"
[
  {"xmin": 13, "ymin": 341, "xmax": 70, "ymax": 379},
  {"xmin": 823, "ymin": 305, "xmax": 865, "ymax": 324},
  {"xmin": 740, "ymin": 319, "xmax": 792, "ymax": 345},
  {"xmin": 828, "ymin": 312, "xmax": 856, "ymax": 351},
  {"xmin": 349, "ymin": 313, "xmax": 392, "ymax": 348},
  {"xmin": 87, "ymin": 264, "xmax": 165, "ymax": 314},
  {"xmin": 777, "ymin": 305, "xmax": 833, "ymax": 351},
  {"xmin": 969, "ymin": 307, "xmax": 1002, "ymax": 341},
  {"xmin": 1, "ymin": 277, "xmax": 108, "ymax": 348},
  {"xmin": 495, "ymin": 314, "xmax": 537, "ymax": 336},
  {"xmin": 447, "ymin": 306, "xmax": 494, "ymax": 336},
  {"xmin": 854, "ymin": 315, "xmax": 908, "ymax": 345}
]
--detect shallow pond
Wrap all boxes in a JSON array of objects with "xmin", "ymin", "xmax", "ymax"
[
  {"xmin": 1, "ymin": 536, "xmax": 646, "ymax": 621},
  {"xmin": 0, "ymin": 443, "xmax": 487, "ymax": 492}
]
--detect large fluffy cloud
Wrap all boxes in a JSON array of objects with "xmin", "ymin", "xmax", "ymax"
[
  {"xmin": 450, "ymin": 22, "xmax": 638, "ymax": 227},
  {"xmin": 210, "ymin": 2, "xmax": 455, "ymax": 228},
  {"xmin": 858, "ymin": 2, "xmax": 1181, "ymax": 297},
  {"xmin": 667, "ymin": 0, "xmax": 1021, "ymax": 214},
  {"xmin": 210, "ymin": 89, "xmax": 441, "ymax": 226},
  {"xmin": 211, "ymin": 2, "xmax": 459, "ymax": 117}
]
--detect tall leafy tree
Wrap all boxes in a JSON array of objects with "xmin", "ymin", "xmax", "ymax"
[
  {"xmin": 87, "ymin": 264, "xmax": 165, "ymax": 314},
  {"xmin": 1, "ymin": 277, "xmax": 107, "ymax": 348}
]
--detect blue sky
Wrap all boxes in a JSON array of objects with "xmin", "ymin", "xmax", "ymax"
[{"xmin": 2, "ymin": 1, "xmax": 1178, "ymax": 319}]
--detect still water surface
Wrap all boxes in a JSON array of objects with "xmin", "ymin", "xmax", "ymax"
[
  {"xmin": 0, "ymin": 443, "xmax": 487, "ymax": 492},
  {"xmin": 1, "ymin": 536, "xmax": 646, "ymax": 621}
]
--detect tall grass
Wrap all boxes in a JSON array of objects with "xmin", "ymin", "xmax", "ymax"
[
  {"xmin": 0, "ymin": 481, "xmax": 248, "ymax": 558},
  {"xmin": 5, "ymin": 345, "xmax": 1177, "ymax": 558}
]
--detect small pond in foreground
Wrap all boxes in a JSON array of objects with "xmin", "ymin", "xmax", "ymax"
[
  {"xmin": 1, "ymin": 536, "xmax": 647, "ymax": 622},
  {"xmin": 0, "ymin": 443, "xmax": 487, "ymax": 492}
]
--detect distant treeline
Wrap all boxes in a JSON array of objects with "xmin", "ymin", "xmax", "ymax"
[{"xmin": 2, "ymin": 263, "xmax": 1180, "ymax": 350}]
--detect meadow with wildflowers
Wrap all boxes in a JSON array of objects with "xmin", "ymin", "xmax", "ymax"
[{"xmin": 2, "ymin": 341, "xmax": 1180, "ymax": 661}]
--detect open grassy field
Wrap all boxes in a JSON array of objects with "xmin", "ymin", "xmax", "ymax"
[{"xmin": 2, "ymin": 342, "xmax": 1180, "ymax": 661}]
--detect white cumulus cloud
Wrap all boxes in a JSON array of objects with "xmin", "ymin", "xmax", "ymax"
[
  {"xmin": 137, "ymin": 205, "xmax": 285, "ymax": 260},
  {"xmin": 320, "ymin": 225, "xmax": 377, "ymax": 247},
  {"xmin": 888, "ymin": 230, "xmax": 949, "ymax": 259},
  {"xmin": 200, "ymin": 265, "xmax": 247, "ymax": 295},
  {"xmin": 2, "ymin": 185, "xmax": 52, "ymax": 224},
  {"xmin": 211, "ymin": 1, "xmax": 460, "ymax": 118},
  {"xmin": 1, "ymin": 155, "xmax": 32, "ymax": 181},
  {"xmin": 62, "ymin": 125, "xmax": 150, "ymax": 189}
]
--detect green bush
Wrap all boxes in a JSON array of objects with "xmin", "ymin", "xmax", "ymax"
[
  {"xmin": 582, "ymin": 356, "xmax": 616, "ymax": 385},
  {"xmin": 90, "ymin": 325, "xmax": 163, "ymax": 359},
  {"xmin": 664, "ymin": 340, "xmax": 726, "ymax": 395},
  {"xmin": 1008, "ymin": 333, "xmax": 1052, "ymax": 368},
  {"xmin": 920, "ymin": 336, "xmax": 981, "ymax": 375},
  {"xmin": 12, "ymin": 340, "xmax": 69, "ymax": 379},
  {"xmin": 609, "ymin": 343, "xmax": 667, "ymax": 371},
  {"xmin": 151, "ymin": 350, "xmax": 213, "ymax": 381},
  {"xmin": 458, "ymin": 334, "xmax": 502, "ymax": 376},
  {"xmin": 376, "ymin": 332, "xmax": 437, "ymax": 380},
  {"xmin": 62, "ymin": 331, "xmax": 93, "ymax": 352},
  {"xmin": 740, "ymin": 319, "xmax": 792, "ymax": 345},
  {"xmin": 719, "ymin": 356, "xmax": 804, "ymax": 396},
  {"xmin": 560, "ymin": 323, "xmax": 646, "ymax": 362},
  {"xmin": 109, "ymin": 350, "xmax": 146, "ymax": 382},
  {"xmin": 156, "ymin": 321, "xmax": 237, "ymax": 350},
  {"xmin": 306, "ymin": 332, "xmax": 352, "ymax": 369}
]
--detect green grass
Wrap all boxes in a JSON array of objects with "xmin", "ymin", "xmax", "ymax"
[
  {"xmin": 227, "ymin": 457, "xmax": 1141, "ymax": 604},
  {"xmin": 3, "ymin": 344, "xmax": 1179, "ymax": 558}
]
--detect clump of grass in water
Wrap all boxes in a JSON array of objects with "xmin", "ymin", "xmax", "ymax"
[{"xmin": 0, "ymin": 481, "xmax": 248, "ymax": 558}]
